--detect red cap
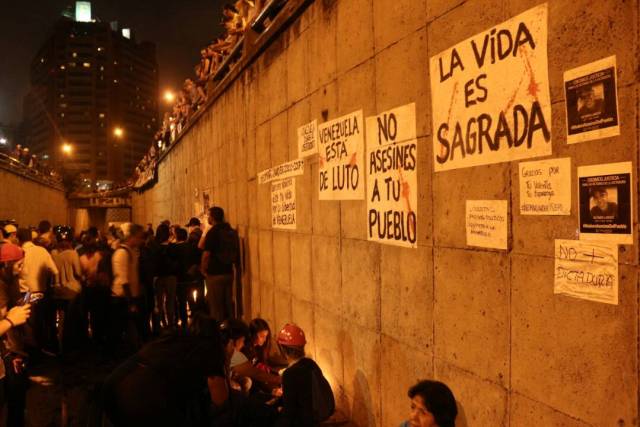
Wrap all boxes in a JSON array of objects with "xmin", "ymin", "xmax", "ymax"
[
  {"xmin": 277, "ymin": 323, "xmax": 307, "ymax": 347},
  {"xmin": 0, "ymin": 243, "xmax": 24, "ymax": 263}
]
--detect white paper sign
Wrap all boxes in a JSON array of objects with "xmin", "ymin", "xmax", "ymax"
[
  {"xmin": 258, "ymin": 158, "xmax": 304, "ymax": 185},
  {"xmin": 318, "ymin": 110, "xmax": 365, "ymax": 200},
  {"xmin": 430, "ymin": 4, "xmax": 551, "ymax": 171},
  {"xmin": 564, "ymin": 56, "xmax": 620, "ymax": 144},
  {"xmin": 554, "ymin": 239, "xmax": 618, "ymax": 305},
  {"xmin": 297, "ymin": 120, "xmax": 318, "ymax": 158},
  {"xmin": 466, "ymin": 200, "xmax": 508, "ymax": 249},
  {"xmin": 519, "ymin": 157, "xmax": 571, "ymax": 215},
  {"xmin": 271, "ymin": 178, "xmax": 296, "ymax": 230},
  {"xmin": 365, "ymin": 103, "xmax": 418, "ymax": 248}
]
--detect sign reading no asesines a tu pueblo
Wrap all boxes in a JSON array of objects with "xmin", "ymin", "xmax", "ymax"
[{"xmin": 430, "ymin": 3, "xmax": 552, "ymax": 171}]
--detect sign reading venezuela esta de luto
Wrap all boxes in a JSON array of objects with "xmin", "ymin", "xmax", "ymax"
[{"xmin": 430, "ymin": 3, "xmax": 551, "ymax": 171}]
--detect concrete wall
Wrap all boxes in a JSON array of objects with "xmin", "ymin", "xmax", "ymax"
[
  {"xmin": 132, "ymin": 1, "xmax": 639, "ymax": 425},
  {"xmin": 0, "ymin": 167, "xmax": 69, "ymax": 227}
]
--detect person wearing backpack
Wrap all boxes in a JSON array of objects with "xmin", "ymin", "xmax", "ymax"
[
  {"xmin": 200, "ymin": 207, "xmax": 239, "ymax": 321},
  {"xmin": 274, "ymin": 323, "xmax": 335, "ymax": 427}
]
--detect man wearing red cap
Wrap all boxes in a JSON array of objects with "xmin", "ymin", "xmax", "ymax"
[
  {"xmin": 0, "ymin": 242, "xmax": 32, "ymax": 426},
  {"xmin": 274, "ymin": 323, "xmax": 334, "ymax": 427}
]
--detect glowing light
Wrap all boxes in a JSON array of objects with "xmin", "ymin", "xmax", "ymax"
[
  {"xmin": 122, "ymin": 28, "xmax": 131, "ymax": 39},
  {"xmin": 113, "ymin": 127, "xmax": 124, "ymax": 138},
  {"xmin": 163, "ymin": 90, "xmax": 175, "ymax": 104},
  {"xmin": 61, "ymin": 143, "xmax": 73, "ymax": 155},
  {"xmin": 192, "ymin": 290, "xmax": 198, "ymax": 301},
  {"xmin": 75, "ymin": 1, "xmax": 92, "ymax": 22},
  {"xmin": 0, "ymin": 138, "xmax": 7, "ymax": 145}
]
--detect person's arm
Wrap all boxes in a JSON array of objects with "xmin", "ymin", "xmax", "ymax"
[
  {"xmin": 0, "ymin": 305, "xmax": 31, "ymax": 337},
  {"xmin": 46, "ymin": 251, "xmax": 59, "ymax": 277},
  {"xmin": 201, "ymin": 251, "xmax": 210, "ymax": 277},
  {"xmin": 208, "ymin": 376, "xmax": 229, "ymax": 406},
  {"xmin": 232, "ymin": 360, "xmax": 282, "ymax": 387}
]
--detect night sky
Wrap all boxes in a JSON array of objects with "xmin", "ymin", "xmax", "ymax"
[{"xmin": 0, "ymin": 0, "xmax": 225, "ymax": 125}]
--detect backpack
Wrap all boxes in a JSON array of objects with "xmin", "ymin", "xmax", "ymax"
[
  {"xmin": 215, "ymin": 225, "xmax": 239, "ymax": 265},
  {"xmin": 311, "ymin": 364, "xmax": 335, "ymax": 423}
]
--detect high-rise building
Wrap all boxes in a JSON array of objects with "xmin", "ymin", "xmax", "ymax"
[{"xmin": 22, "ymin": 1, "xmax": 159, "ymax": 184}]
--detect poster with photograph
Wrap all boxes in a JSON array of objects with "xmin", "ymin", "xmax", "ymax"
[
  {"xmin": 297, "ymin": 120, "xmax": 318, "ymax": 158},
  {"xmin": 554, "ymin": 239, "xmax": 618, "ymax": 305},
  {"xmin": 578, "ymin": 162, "xmax": 632, "ymax": 244},
  {"xmin": 318, "ymin": 110, "xmax": 365, "ymax": 200},
  {"xmin": 564, "ymin": 56, "xmax": 620, "ymax": 144},
  {"xmin": 365, "ymin": 103, "xmax": 418, "ymax": 248},
  {"xmin": 271, "ymin": 178, "xmax": 296, "ymax": 230},
  {"xmin": 466, "ymin": 200, "xmax": 508, "ymax": 250},
  {"xmin": 429, "ymin": 4, "xmax": 551, "ymax": 171}
]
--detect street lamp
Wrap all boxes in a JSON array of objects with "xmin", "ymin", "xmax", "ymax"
[
  {"xmin": 113, "ymin": 127, "xmax": 124, "ymax": 138},
  {"xmin": 163, "ymin": 90, "xmax": 175, "ymax": 104},
  {"xmin": 61, "ymin": 143, "xmax": 73, "ymax": 155}
]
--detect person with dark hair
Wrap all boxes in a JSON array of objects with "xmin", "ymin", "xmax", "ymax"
[
  {"xmin": 201, "ymin": 206, "xmax": 240, "ymax": 320},
  {"xmin": 102, "ymin": 313, "xmax": 228, "ymax": 426},
  {"xmin": 79, "ymin": 237, "xmax": 109, "ymax": 346},
  {"xmin": 400, "ymin": 380, "xmax": 458, "ymax": 427},
  {"xmin": 174, "ymin": 227, "xmax": 194, "ymax": 328},
  {"xmin": 51, "ymin": 230, "xmax": 84, "ymax": 352},
  {"xmin": 109, "ymin": 223, "xmax": 146, "ymax": 354},
  {"xmin": 227, "ymin": 318, "xmax": 281, "ymax": 394},
  {"xmin": 274, "ymin": 323, "xmax": 334, "ymax": 427},
  {"xmin": 154, "ymin": 223, "xmax": 179, "ymax": 329},
  {"xmin": 589, "ymin": 187, "xmax": 618, "ymax": 219},
  {"xmin": 35, "ymin": 220, "xmax": 55, "ymax": 250},
  {"xmin": 244, "ymin": 318, "xmax": 273, "ymax": 371},
  {"xmin": 17, "ymin": 227, "xmax": 58, "ymax": 355}
]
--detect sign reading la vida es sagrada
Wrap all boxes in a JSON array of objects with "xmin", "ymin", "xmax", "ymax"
[{"xmin": 430, "ymin": 3, "xmax": 551, "ymax": 171}]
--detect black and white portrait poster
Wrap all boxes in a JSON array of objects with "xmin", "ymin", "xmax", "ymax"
[
  {"xmin": 564, "ymin": 56, "xmax": 620, "ymax": 144},
  {"xmin": 578, "ymin": 162, "xmax": 632, "ymax": 244}
]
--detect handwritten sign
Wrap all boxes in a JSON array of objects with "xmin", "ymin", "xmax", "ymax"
[
  {"xmin": 271, "ymin": 178, "xmax": 296, "ymax": 230},
  {"xmin": 258, "ymin": 159, "xmax": 305, "ymax": 185},
  {"xmin": 365, "ymin": 103, "xmax": 418, "ymax": 248},
  {"xmin": 297, "ymin": 120, "xmax": 318, "ymax": 158},
  {"xmin": 466, "ymin": 200, "xmax": 508, "ymax": 250},
  {"xmin": 430, "ymin": 4, "xmax": 551, "ymax": 171},
  {"xmin": 519, "ymin": 157, "xmax": 571, "ymax": 215},
  {"xmin": 554, "ymin": 239, "xmax": 618, "ymax": 304},
  {"xmin": 318, "ymin": 110, "xmax": 365, "ymax": 200}
]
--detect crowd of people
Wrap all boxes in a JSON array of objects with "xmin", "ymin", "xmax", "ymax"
[
  {"xmin": 133, "ymin": 0, "xmax": 286, "ymax": 189},
  {"xmin": 0, "ymin": 206, "xmax": 459, "ymax": 426},
  {"xmin": 0, "ymin": 144, "xmax": 62, "ymax": 186}
]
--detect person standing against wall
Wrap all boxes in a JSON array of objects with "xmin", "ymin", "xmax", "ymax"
[{"xmin": 200, "ymin": 207, "xmax": 239, "ymax": 320}]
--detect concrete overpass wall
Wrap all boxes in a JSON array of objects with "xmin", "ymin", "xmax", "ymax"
[
  {"xmin": 133, "ymin": 1, "xmax": 639, "ymax": 425},
  {"xmin": 0, "ymin": 167, "xmax": 69, "ymax": 227}
]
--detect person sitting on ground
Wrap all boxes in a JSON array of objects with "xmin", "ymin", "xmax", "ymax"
[
  {"xmin": 225, "ymin": 318, "xmax": 281, "ymax": 395},
  {"xmin": 274, "ymin": 323, "xmax": 334, "ymax": 427},
  {"xmin": 102, "ymin": 313, "xmax": 229, "ymax": 427},
  {"xmin": 243, "ymin": 318, "xmax": 285, "ymax": 377},
  {"xmin": 399, "ymin": 380, "xmax": 457, "ymax": 427}
]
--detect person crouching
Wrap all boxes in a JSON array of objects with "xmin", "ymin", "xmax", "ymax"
[{"xmin": 274, "ymin": 324, "xmax": 334, "ymax": 427}]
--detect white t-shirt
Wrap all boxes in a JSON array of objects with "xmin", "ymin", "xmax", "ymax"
[{"xmin": 230, "ymin": 349, "xmax": 248, "ymax": 368}]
